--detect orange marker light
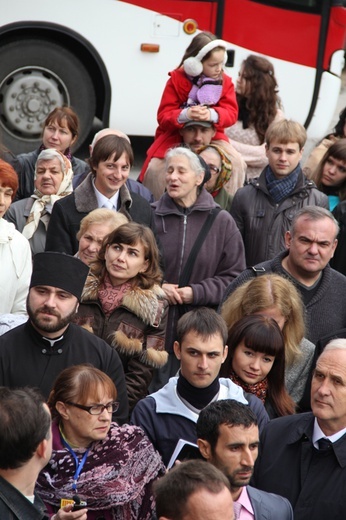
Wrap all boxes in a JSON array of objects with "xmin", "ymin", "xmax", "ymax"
[
  {"xmin": 183, "ymin": 19, "xmax": 198, "ymax": 35},
  {"xmin": 140, "ymin": 43, "xmax": 160, "ymax": 53}
]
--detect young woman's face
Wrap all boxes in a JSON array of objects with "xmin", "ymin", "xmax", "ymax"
[
  {"xmin": 236, "ymin": 65, "xmax": 250, "ymax": 97},
  {"xmin": 105, "ymin": 240, "xmax": 149, "ymax": 286},
  {"xmin": 232, "ymin": 341, "xmax": 275, "ymax": 385},
  {"xmin": 42, "ymin": 118, "xmax": 76, "ymax": 152},
  {"xmin": 321, "ymin": 156, "xmax": 346, "ymax": 188},
  {"xmin": 202, "ymin": 49, "xmax": 225, "ymax": 79}
]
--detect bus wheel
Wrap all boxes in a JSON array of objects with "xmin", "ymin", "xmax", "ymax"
[{"xmin": 0, "ymin": 39, "xmax": 96, "ymax": 154}]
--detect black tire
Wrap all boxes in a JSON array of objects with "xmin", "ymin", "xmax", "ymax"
[{"xmin": 0, "ymin": 39, "xmax": 96, "ymax": 154}]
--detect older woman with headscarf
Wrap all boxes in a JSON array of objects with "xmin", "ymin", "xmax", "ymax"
[
  {"xmin": 5, "ymin": 148, "xmax": 73, "ymax": 255},
  {"xmin": 198, "ymin": 143, "xmax": 233, "ymax": 211}
]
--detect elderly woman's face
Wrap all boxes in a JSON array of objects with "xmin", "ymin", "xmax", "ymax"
[
  {"xmin": 78, "ymin": 222, "xmax": 113, "ymax": 265},
  {"xmin": 199, "ymin": 149, "xmax": 222, "ymax": 192},
  {"xmin": 0, "ymin": 183, "xmax": 13, "ymax": 218},
  {"xmin": 60, "ymin": 388, "xmax": 114, "ymax": 447},
  {"xmin": 42, "ymin": 117, "xmax": 76, "ymax": 152},
  {"xmin": 35, "ymin": 158, "xmax": 64, "ymax": 195},
  {"xmin": 165, "ymin": 155, "xmax": 203, "ymax": 207}
]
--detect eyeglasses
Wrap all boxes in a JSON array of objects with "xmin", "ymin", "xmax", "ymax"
[
  {"xmin": 208, "ymin": 165, "xmax": 221, "ymax": 175},
  {"xmin": 65, "ymin": 401, "xmax": 119, "ymax": 415}
]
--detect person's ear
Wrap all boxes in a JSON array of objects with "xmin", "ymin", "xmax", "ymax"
[
  {"xmin": 55, "ymin": 401, "xmax": 69, "ymax": 420},
  {"xmin": 197, "ymin": 438, "xmax": 212, "ymax": 461},
  {"xmin": 36, "ymin": 437, "xmax": 50, "ymax": 461},
  {"xmin": 221, "ymin": 345, "xmax": 228, "ymax": 364},
  {"xmin": 284, "ymin": 230, "xmax": 292, "ymax": 249},
  {"xmin": 173, "ymin": 341, "xmax": 182, "ymax": 360}
]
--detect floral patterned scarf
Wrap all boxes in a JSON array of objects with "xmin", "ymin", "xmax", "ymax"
[
  {"xmin": 98, "ymin": 273, "xmax": 131, "ymax": 316},
  {"xmin": 229, "ymin": 369, "xmax": 268, "ymax": 403}
]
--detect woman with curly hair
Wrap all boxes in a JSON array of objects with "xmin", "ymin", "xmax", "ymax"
[
  {"xmin": 220, "ymin": 274, "xmax": 315, "ymax": 405},
  {"xmin": 226, "ymin": 54, "xmax": 284, "ymax": 180}
]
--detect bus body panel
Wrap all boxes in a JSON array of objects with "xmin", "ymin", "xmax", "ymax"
[{"xmin": 0, "ymin": 0, "xmax": 345, "ymax": 151}]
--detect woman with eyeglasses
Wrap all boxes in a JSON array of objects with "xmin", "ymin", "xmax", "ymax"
[
  {"xmin": 36, "ymin": 364, "xmax": 165, "ymax": 520},
  {"xmin": 198, "ymin": 143, "xmax": 233, "ymax": 211}
]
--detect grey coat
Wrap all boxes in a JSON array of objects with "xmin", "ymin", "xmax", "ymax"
[{"xmin": 5, "ymin": 197, "xmax": 48, "ymax": 255}]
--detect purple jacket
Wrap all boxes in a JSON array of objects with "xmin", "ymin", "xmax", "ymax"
[{"xmin": 152, "ymin": 189, "xmax": 246, "ymax": 351}]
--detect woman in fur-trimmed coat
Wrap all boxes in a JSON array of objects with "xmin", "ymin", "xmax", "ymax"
[{"xmin": 74, "ymin": 222, "xmax": 168, "ymax": 413}]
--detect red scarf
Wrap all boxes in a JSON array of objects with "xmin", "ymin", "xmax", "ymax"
[{"xmin": 229, "ymin": 369, "xmax": 268, "ymax": 403}]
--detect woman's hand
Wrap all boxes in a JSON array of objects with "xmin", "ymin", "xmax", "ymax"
[
  {"xmin": 162, "ymin": 283, "xmax": 183, "ymax": 305},
  {"xmin": 52, "ymin": 504, "xmax": 88, "ymax": 520},
  {"xmin": 176, "ymin": 286, "xmax": 193, "ymax": 304},
  {"xmin": 187, "ymin": 105, "xmax": 211, "ymax": 121}
]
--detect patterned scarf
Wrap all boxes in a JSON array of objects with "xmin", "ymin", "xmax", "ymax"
[
  {"xmin": 23, "ymin": 152, "xmax": 73, "ymax": 239},
  {"xmin": 229, "ymin": 369, "xmax": 268, "ymax": 403},
  {"xmin": 98, "ymin": 273, "xmax": 132, "ymax": 316},
  {"xmin": 36, "ymin": 421, "xmax": 165, "ymax": 519},
  {"xmin": 265, "ymin": 164, "xmax": 300, "ymax": 203},
  {"xmin": 197, "ymin": 143, "xmax": 233, "ymax": 194}
]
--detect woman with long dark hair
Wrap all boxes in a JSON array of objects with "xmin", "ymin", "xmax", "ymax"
[{"xmin": 221, "ymin": 315, "xmax": 295, "ymax": 418}]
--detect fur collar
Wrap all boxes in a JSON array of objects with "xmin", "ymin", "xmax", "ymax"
[{"xmin": 82, "ymin": 275, "xmax": 166, "ymax": 326}]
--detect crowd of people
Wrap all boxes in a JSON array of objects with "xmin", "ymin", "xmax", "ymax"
[{"xmin": 1, "ymin": 29, "xmax": 346, "ymax": 520}]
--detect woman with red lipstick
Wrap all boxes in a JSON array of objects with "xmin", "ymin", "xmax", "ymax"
[
  {"xmin": 310, "ymin": 140, "xmax": 346, "ymax": 211},
  {"xmin": 222, "ymin": 315, "xmax": 295, "ymax": 418},
  {"xmin": 75, "ymin": 222, "xmax": 168, "ymax": 412},
  {"xmin": 37, "ymin": 364, "xmax": 165, "ymax": 520}
]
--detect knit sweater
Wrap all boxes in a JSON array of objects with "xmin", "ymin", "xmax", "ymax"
[{"xmin": 221, "ymin": 250, "xmax": 346, "ymax": 346}]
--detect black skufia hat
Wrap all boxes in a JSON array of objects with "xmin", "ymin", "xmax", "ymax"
[{"xmin": 30, "ymin": 252, "xmax": 89, "ymax": 301}]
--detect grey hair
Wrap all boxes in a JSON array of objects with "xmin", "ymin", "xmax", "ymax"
[
  {"xmin": 165, "ymin": 146, "xmax": 205, "ymax": 178},
  {"xmin": 324, "ymin": 338, "xmax": 346, "ymax": 353},
  {"xmin": 291, "ymin": 206, "xmax": 339, "ymax": 239},
  {"xmin": 35, "ymin": 149, "xmax": 66, "ymax": 174}
]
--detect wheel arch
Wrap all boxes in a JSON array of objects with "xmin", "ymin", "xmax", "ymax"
[{"xmin": 0, "ymin": 21, "xmax": 111, "ymax": 127}]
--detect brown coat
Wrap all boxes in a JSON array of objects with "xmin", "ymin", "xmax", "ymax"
[{"xmin": 75, "ymin": 276, "xmax": 168, "ymax": 411}]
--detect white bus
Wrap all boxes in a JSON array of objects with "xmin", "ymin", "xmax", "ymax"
[{"xmin": 1, "ymin": 0, "xmax": 345, "ymax": 153}]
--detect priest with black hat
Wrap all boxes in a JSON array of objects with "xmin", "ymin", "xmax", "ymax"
[{"xmin": 0, "ymin": 252, "xmax": 129, "ymax": 424}]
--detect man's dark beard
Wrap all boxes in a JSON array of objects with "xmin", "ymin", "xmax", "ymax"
[{"xmin": 27, "ymin": 300, "xmax": 78, "ymax": 335}]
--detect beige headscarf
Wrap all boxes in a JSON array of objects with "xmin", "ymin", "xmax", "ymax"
[{"xmin": 23, "ymin": 149, "xmax": 73, "ymax": 239}]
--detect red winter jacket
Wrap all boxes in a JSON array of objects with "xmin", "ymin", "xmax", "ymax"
[{"xmin": 139, "ymin": 68, "xmax": 237, "ymax": 180}]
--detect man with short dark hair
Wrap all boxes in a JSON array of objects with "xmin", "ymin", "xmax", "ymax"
[
  {"xmin": 222, "ymin": 206, "xmax": 346, "ymax": 346},
  {"xmin": 154, "ymin": 459, "xmax": 234, "ymax": 520},
  {"xmin": 0, "ymin": 387, "xmax": 87, "ymax": 519},
  {"xmin": 230, "ymin": 119, "xmax": 328, "ymax": 266},
  {"xmin": 253, "ymin": 340, "xmax": 346, "ymax": 520},
  {"xmin": 131, "ymin": 308, "xmax": 269, "ymax": 466},
  {"xmin": 196, "ymin": 400, "xmax": 293, "ymax": 519},
  {"xmin": 0, "ymin": 252, "xmax": 129, "ymax": 424}
]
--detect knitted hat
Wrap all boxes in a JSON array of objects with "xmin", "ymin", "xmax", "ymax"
[
  {"xmin": 183, "ymin": 39, "xmax": 228, "ymax": 77},
  {"xmin": 30, "ymin": 252, "xmax": 89, "ymax": 301}
]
